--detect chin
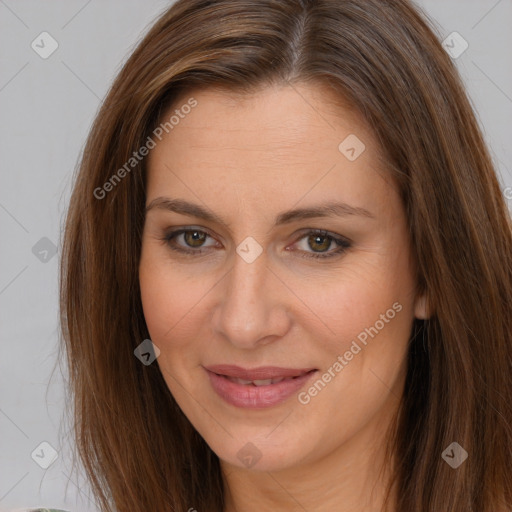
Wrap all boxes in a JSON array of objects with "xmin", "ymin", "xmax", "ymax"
[{"xmin": 209, "ymin": 428, "xmax": 314, "ymax": 473}]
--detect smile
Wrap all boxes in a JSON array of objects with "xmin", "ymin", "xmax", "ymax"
[{"xmin": 203, "ymin": 365, "xmax": 318, "ymax": 409}]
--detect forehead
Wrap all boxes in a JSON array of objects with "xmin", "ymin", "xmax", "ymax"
[
  {"xmin": 146, "ymin": 83, "xmax": 393, "ymax": 211},
  {"xmin": 156, "ymin": 83, "xmax": 372, "ymax": 152}
]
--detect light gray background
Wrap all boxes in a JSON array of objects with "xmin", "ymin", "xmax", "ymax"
[{"xmin": 0, "ymin": 1, "xmax": 511, "ymax": 511}]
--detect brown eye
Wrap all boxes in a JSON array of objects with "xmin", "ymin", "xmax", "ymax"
[
  {"xmin": 183, "ymin": 230, "xmax": 207, "ymax": 247},
  {"xmin": 161, "ymin": 228, "xmax": 217, "ymax": 254},
  {"xmin": 292, "ymin": 229, "xmax": 351, "ymax": 260},
  {"xmin": 307, "ymin": 233, "xmax": 332, "ymax": 253}
]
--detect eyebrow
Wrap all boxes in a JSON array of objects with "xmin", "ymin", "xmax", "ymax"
[{"xmin": 145, "ymin": 197, "xmax": 375, "ymax": 227}]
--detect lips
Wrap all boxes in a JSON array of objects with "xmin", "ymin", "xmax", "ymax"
[
  {"xmin": 204, "ymin": 364, "xmax": 316, "ymax": 382},
  {"xmin": 225, "ymin": 375, "xmax": 296, "ymax": 386},
  {"xmin": 204, "ymin": 365, "xmax": 318, "ymax": 408}
]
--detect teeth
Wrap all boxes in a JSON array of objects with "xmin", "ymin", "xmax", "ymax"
[
  {"xmin": 227, "ymin": 376, "xmax": 292, "ymax": 386},
  {"xmin": 232, "ymin": 378, "xmax": 253, "ymax": 385},
  {"xmin": 252, "ymin": 379, "xmax": 273, "ymax": 386}
]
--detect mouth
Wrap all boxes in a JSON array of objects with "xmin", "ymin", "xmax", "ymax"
[
  {"xmin": 203, "ymin": 365, "xmax": 318, "ymax": 408},
  {"xmin": 221, "ymin": 374, "xmax": 310, "ymax": 386}
]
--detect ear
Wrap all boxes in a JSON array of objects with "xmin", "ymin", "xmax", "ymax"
[{"xmin": 414, "ymin": 293, "xmax": 431, "ymax": 319}]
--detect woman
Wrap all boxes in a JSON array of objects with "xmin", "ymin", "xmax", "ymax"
[{"xmin": 59, "ymin": 0, "xmax": 512, "ymax": 510}]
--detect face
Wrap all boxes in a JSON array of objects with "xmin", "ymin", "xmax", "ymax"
[{"xmin": 139, "ymin": 83, "xmax": 426, "ymax": 473}]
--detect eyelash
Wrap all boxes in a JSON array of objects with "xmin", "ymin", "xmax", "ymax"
[{"xmin": 159, "ymin": 227, "xmax": 351, "ymax": 260}]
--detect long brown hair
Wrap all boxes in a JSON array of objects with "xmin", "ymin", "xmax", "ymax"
[{"xmin": 59, "ymin": 0, "xmax": 512, "ymax": 510}]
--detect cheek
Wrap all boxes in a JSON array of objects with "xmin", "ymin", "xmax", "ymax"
[
  {"xmin": 138, "ymin": 255, "xmax": 206, "ymax": 348},
  {"xmin": 309, "ymin": 260, "xmax": 416, "ymax": 383},
  {"xmin": 319, "ymin": 287, "xmax": 406, "ymax": 365},
  {"xmin": 310, "ymin": 259, "xmax": 412, "ymax": 343},
  {"xmin": 296, "ymin": 270, "xmax": 413, "ymax": 431}
]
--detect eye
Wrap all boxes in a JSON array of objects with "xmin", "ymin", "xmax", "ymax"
[
  {"xmin": 160, "ymin": 228, "xmax": 218, "ymax": 255},
  {"xmin": 290, "ymin": 229, "xmax": 351, "ymax": 259},
  {"xmin": 159, "ymin": 227, "xmax": 351, "ymax": 260}
]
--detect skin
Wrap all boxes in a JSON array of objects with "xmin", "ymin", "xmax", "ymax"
[{"xmin": 139, "ymin": 83, "xmax": 428, "ymax": 512}]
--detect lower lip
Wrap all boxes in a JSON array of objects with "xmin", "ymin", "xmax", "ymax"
[{"xmin": 206, "ymin": 369, "xmax": 317, "ymax": 409}]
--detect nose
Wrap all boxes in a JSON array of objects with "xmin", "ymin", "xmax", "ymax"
[{"xmin": 211, "ymin": 247, "xmax": 292, "ymax": 350}]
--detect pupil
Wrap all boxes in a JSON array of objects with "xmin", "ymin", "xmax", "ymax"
[
  {"xmin": 309, "ymin": 234, "xmax": 329, "ymax": 252},
  {"xmin": 186, "ymin": 231, "xmax": 206, "ymax": 247}
]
